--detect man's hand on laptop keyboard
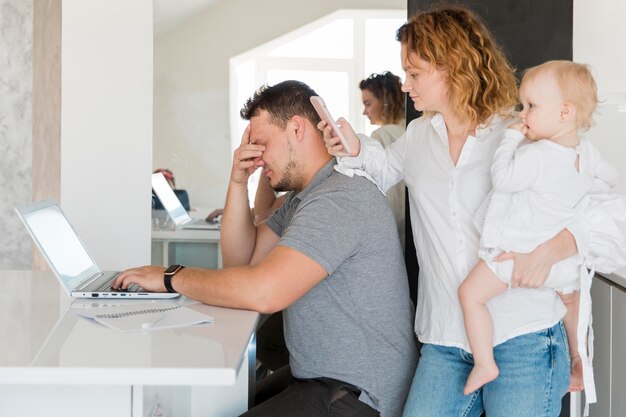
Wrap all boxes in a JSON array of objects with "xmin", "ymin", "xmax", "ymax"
[{"xmin": 112, "ymin": 266, "xmax": 167, "ymax": 293}]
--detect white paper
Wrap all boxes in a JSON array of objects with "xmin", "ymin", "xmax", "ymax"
[{"xmin": 73, "ymin": 304, "xmax": 213, "ymax": 333}]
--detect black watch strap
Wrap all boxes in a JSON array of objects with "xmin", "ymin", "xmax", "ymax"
[{"xmin": 164, "ymin": 264, "xmax": 185, "ymax": 293}]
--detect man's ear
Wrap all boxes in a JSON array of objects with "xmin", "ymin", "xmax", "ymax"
[
  {"xmin": 560, "ymin": 101, "xmax": 576, "ymax": 122},
  {"xmin": 291, "ymin": 115, "xmax": 306, "ymax": 141}
]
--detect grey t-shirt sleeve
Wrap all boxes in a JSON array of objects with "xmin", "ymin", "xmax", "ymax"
[
  {"xmin": 264, "ymin": 192, "xmax": 291, "ymax": 237},
  {"xmin": 268, "ymin": 188, "xmax": 362, "ymax": 275}
]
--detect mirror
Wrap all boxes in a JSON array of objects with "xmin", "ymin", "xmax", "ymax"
[{"xmin": 152, "ymin": 0, "xmax": 406, "ymax": 214}]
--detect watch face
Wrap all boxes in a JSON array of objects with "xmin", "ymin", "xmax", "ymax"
[{"xmin": 165, "ymin": 264, "xmax": 181, "ymax": 274}]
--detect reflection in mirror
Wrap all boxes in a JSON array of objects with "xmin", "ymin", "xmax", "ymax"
[
  {"xmin": 230, "ymin": 10, "xmax": 405, "ymax": 202},
  {"xmin": 153, "ymin": 1, "xmax": 405, "ymax": 214}
]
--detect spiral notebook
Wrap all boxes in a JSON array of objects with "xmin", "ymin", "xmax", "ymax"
[{"xmin": 74, "ymin": 303, "xmax": 213, "ymax": 332}]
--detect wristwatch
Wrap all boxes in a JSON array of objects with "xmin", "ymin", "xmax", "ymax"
[{"xmin": 164, "ymin": 264, "xmax": 185, "ymax": 293}]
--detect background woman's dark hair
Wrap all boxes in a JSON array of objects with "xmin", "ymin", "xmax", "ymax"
[
  {"xmin": 240, "ymin": 80, "xmax": 321, "ymax": 129},
  {"xmin": 359, "ymin": 71, "xmax": 405, "ymax": 124}
]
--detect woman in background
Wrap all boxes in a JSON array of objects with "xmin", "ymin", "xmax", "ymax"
[{"xmin": 360, "ymin": 71, "xmax": 406, "ymax": 248}]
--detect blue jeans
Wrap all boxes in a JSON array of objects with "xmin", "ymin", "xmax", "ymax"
[{"xmin": 402, "ymin": 322, "xmax": 569, "ymax": 417}]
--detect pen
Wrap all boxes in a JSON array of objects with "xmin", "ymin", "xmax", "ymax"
[{"xmin": 141, "ymin": 314, "xmax": 166, "ymax": 330}]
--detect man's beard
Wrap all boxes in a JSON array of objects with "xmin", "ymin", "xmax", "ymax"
[{"xmin": 272, "ymin": 159, "xmax": 297, "ymax": 192}]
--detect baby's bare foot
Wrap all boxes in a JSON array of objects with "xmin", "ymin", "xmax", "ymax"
[{"xmin": 464, "ymin": 364, "xmax": 499, "ymax": 395}]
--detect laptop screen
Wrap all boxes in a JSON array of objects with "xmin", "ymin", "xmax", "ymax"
[
  {"xmin": 151, "ymin": 172, "xmax": 191, "ymax": 225},
  {"xmin": 20, "ymin": 202, "xmax": 97, "ymax": 290}
]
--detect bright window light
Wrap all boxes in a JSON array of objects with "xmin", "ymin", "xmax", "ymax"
[
  {"xmin": 268, "ymin": 69, "xmax": 350, "ymax": 118},
  {"xmin": 364, "ymin": 18, "xmax": 405, "ymax": 81},
  {"xmin": 268, "ymin": 19, "xmax": 354, "ymax": 59}
]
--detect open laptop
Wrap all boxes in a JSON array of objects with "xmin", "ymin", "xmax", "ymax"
[
  {"xmin": 15, "ymin": 199, "xmax": 179, "ymax": 299},
  {"xmin": 151, "ymin": 172, "xmax": 220, "ymax": 230}
]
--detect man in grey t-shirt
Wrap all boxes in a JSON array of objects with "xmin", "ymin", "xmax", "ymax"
[
  {"xmin": 261, "ymin": 159, "xmax": 417, "ymax": 417},
  {"xmin": 113, "ymin": 81, "xmax": 417, "ymax": 417}
]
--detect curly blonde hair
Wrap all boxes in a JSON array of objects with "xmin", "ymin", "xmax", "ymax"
[
  {"xmin": 522, "ymin": 60, "xmax": 598, "ymax": 131},
  {"xmin": 397, "ymin": 6, "xmax": 518, "ymax": 127}
]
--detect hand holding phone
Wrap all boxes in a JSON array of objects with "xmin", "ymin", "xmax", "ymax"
[{"xmin": 310, "ymin": 96, "xmax": 353, "ymax": 154}]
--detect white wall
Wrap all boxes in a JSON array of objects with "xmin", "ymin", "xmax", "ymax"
[
  {"xmin": 61, "ymin": 0, "xmax": 153, "ymax": 269},
  {"xmin": 153, "ymin": 0, "xmax": 405, "ymax": 212},
  {"xmin": 574, "ymin": 0, "xmax": 626, "ymax": 194},
  {"xmin": 573, "ymin": 0, "xmax": 626, "ymax": 93}
]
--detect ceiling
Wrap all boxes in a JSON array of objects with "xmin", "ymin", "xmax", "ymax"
[{"xmin": 153, "ymin": 0, "xmax": 223, "ymax": 34}]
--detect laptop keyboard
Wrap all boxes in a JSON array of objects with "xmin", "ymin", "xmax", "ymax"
[
  {"xmin": 83, "ymin": 272, "xmax": 141, "ymax": 293},
  {"xmin": 97, "ymin": 280, "xmax": 140, "ymax": 293}
]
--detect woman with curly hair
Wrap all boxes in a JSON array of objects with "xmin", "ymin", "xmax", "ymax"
[
  {"xmin": 321, "ymin": 5, "xmax": 582, "ymax": 416},
  {"xmin": 359, "ymin": 71, "xmax": 406, "ymax": 248}
]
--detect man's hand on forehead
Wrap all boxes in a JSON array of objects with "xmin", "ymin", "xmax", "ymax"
[{"xmin": 230, "ymin": 125, "xmax": 265, "ymax": 185}]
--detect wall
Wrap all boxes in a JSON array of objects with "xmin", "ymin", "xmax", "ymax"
[
  {"xmin": 1, "ymin": 0, "xmax": 153, "ymax": 271},
  {"xmin": 0, "ymin": 0, "xmax": 33, "ymax": 269},
  {"xmin": 573, "ymin": 0, "xmax": 626, "ymax": 93},
  {"xmin": 573, "ymin": 0, "xmax": 626, "ymax": 194},
  {"xmin": 574, "ymin": 2, "xmax": 626, "ymax": 413},
  {"xmin": 60, "ymin": 0, "xmax": 153, "ymax": 270},
  {"xmin": 153, "ymin": 0, "xmax": 405, "ymax": 212}
]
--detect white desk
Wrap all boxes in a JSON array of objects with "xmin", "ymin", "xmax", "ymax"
[
  {"xmin": 0, "ymin": 270, "xmax": 258, "ymax": 417},
  {"xmin": 151, "ymin": 210, "xmax": 222, "ymax": 269}
]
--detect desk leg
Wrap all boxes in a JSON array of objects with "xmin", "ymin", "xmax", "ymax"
[
  {"xmin": 132, "ymin": 385, "xmax": 143, "ymax": 415},
  {"xmin": 162, "ymin": 241, "xmax": 169, "ymax": 266},
  {"xmin": 138, "ymin": 355, "xmax": 251, "ymax": 417},
  {"xmin": 248, "ymin": 333, "xmax": 257, "ymax": 409}
]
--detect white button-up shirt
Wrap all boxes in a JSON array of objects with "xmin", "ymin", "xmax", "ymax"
[{"xmin": 341, "ymin": 113, "xmax": 566, "ymax": 351}]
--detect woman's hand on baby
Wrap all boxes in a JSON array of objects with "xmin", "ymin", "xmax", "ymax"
[
  {"xmin": 497, "ymin": 228, "xmax": 577, "ymax": 288},
  {"xmin": 318, "ymin": 118, "xmax": 360, "ymax": 157},
  {"xmin": 495, "ymin": 250, "xmax": 551, "ymax": 288}
]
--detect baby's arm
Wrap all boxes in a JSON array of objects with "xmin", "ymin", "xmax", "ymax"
[{"xmin": 490, "ymin": 128, "xmax": 541, "ymax": 192}]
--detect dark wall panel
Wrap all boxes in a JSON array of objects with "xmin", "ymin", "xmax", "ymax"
[{"xmin": 408, "ymin": 1, "xmax": 572, "ymax": 78}]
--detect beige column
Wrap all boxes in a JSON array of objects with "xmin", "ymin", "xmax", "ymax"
[{"xmin": 32, "ymin": 0, "xmax": 62, "ymax": 270}]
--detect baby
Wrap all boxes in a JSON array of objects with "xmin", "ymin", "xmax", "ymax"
[{"xmin": 458, "ymin": 60, "xmax": 624, "ymax": 401}]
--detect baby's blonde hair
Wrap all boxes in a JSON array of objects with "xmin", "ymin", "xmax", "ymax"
[{"xmin": 522, "ymin": 60, "xmax": 598, "ymax": 131}]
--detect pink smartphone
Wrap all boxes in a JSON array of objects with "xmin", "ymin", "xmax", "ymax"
[{"xmin": 310, "ymin": 96, "xmax": 352, "ymax": 154}]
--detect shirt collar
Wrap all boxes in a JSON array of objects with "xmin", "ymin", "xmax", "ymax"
[
  {"xmin": 476, "ymin": 114, "xmax": 505, "ymax": 137},
  {"xmin": 292, "ymin": 158, "xmax": 336, "ymax": 202},
  {"xmin": 430, "ymin": 113, "xmax": 506, "ymax": 142},
  {"xmin": 430, "ymin": 113, "xmax": 448, "ymax": 143}
]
